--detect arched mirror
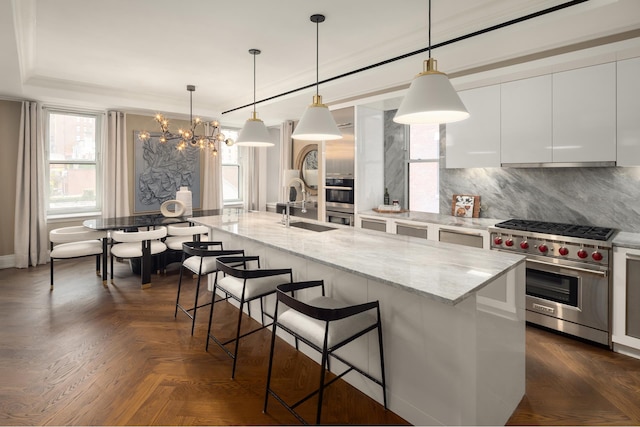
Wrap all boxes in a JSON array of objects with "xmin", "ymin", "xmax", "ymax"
[{"xmin": 295, "ymin": 144, "xmax": 319, "ymax": 196}]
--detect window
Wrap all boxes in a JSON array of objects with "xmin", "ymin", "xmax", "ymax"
[
  {"xmin": 45, "ymin": 110, "xmax": 102, "ymax": 216},
  {"xmin": 408, "ymin": 124, "xmax": 439, "ymax": 213},
  {"xmin": 220, "ymin": 129, "xmax": 241, "ymax": 203}
]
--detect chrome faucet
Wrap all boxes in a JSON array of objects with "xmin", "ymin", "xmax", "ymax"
[{"xmin": 283, "ymin": 177, "xmax": 307, "ymax": 227}]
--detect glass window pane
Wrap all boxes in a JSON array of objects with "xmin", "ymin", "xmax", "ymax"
[
  {"xmin": 409, "ymin": 162, "xmax": 439, "ymax": 213},
  {"xmin": 222, "ymin": 165, "xmax": 240, "ymax": 201},
  {"xmin": 409, "ymin": 124, "xmax": 439, "ymax": 160},
  {"xmin": 48, "ymin": 113, "xmax": 96, "ymax": 161},
  {"xmin": 49, "ymin": 163, "xmax": 97, "ymax": 210}
]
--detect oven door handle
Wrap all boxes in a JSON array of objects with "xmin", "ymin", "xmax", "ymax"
[
  {"xmin": 325, "ymin": 186, "xmax": 353, "ymax": 190},
  {"xmin": 527, "ymin": 259, "xmax": 608, "ymax": 278}
]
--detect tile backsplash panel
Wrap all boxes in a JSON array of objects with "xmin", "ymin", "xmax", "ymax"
[{"xmin": 439, "ymin": 125, "xmax": 640, "ymax": 232}]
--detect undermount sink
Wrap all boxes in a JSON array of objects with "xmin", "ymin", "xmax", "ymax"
[{"xmin": 288, "ymin": 221, "xmax": 337, "ymax": 232}]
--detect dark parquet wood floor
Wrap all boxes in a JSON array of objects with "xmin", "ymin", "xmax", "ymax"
[{"xmin": 1, "ymin": 257, "xmax": 640, "ymax": 425}]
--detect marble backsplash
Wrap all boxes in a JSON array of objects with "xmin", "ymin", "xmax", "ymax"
[
  {"xmin": 382, "ymin": 110, "xmax": 640, "ymax": 232},
  {"xmin": 438, "ymin": 126, "xmax": 640, "ymax": 232}
]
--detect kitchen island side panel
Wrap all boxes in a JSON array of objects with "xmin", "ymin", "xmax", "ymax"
[{"xmin": 202, "ymin": 221, "xmax": 525, "ymax": 426}]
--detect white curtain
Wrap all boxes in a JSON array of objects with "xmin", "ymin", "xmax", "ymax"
[
  {"xmin": 202, "ymin": 123, "xmax": 223, "ymax": 210},
  {"xmin": 242, "ymin": 146, "xmax": 259, "ymax": 211},
  {"xmin": 14, "ymin": 101, "xmax": 49, "ymax": 268},
  {"xmin": 102, "ymin": 111, "xmax": 130, "ymax": 218},
  {"xmin": 279, "ymin": 121, "xmax": 294, "ymax": 202}
]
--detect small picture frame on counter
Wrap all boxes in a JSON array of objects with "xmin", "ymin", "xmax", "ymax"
[{"xmin": 452, "ymin": 194, "xmax": 481, "ymax": 218}]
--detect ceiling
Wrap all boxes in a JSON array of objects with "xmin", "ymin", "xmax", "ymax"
[{"xmin": 1, "ymin": 0, "xmax": 640, "ymax": 128}]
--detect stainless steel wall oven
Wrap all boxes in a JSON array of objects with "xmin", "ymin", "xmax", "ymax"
[{"xmin": 325, "ymin": 176, "xmax": 354, "ymax": 226}]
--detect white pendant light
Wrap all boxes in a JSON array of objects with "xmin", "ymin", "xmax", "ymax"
[
  {"xmin": 394, "ymin": 0, "xmax": 469, "ymax": 125},
  {"xmin": 292, "ymin": 14, "xmax": 341, "ymax": 141},
  {"xmin": 235, "ymin": 49, "xmax": 274, "ymax": 147}
]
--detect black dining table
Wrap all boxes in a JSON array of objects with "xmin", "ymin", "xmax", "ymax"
[{"xmin": 83, "ymin": 209, "xmax": 230, "ymax": 287}]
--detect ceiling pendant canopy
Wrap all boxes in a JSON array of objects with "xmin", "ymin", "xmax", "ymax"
[
  {"xmin": 291, "ymin": 14, "xmax": 341, "ymax": 141},
  {"xmin": 394, "ymin": 0, "xmax": 469, "ymax": 125},
  {"xmin": 235, "ymin": 49, "xmax": 274, "ymax": 147}
]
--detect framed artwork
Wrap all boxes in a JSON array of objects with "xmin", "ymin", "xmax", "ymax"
[
  {"xmin": 451, "ymin": 194, "xmax": 480, "ymax": 218},
  {"xmin": 133, "ymin": 131, "xmax": 201, "ymax": 213}
]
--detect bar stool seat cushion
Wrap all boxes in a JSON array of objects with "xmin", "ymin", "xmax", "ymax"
[
  {"xmin": 278, "ymin": 296, "xmax": 377, "ymax": 349},
  {"xmin": 183, "ymin": 255, "xmax": 219, "ymax": 275},
  {"xmin": 217, "ymin": 274, "xmax": 292, "ymax": 301},
  {"xmin": 111, "ymin": 240, "xmax": 167, "ymax": 258},
  {"xmin": 50, "ymin": 240, "xmax": 103, "ymax": 259}
]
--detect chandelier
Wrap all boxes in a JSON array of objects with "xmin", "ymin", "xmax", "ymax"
[{"xmin": 138, "ymin": 85, "xmax": 234, "ymax": 156}]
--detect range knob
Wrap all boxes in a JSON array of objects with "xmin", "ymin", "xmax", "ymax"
[
  {"xmin": 558, "ymin": 247, "xmax": 569, "ymax": 256},
  {"xmin": 493, "ymin": 236, "xmax": 503, "ymax": 245},
  {"xmin": 592, "ymin": 251, "xmax": 604, "ymax": 261},
  {"xmin": 538, "ymin": 244, "xmax": 548, "ymax": 253},
  {"xmin": 577, "ymin": 248, "xmax": 588, "ymax": 259},
  {"xmin": 505, "ymin": 239, "xmax": 514, "ymax": 247},
  {"xmin": 520, "ymin": 241, "xmax": 529, "ymax": 250}
]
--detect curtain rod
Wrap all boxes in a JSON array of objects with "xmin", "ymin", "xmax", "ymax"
[{"xmin": 221, "ymin": 0, "xmax": 589, "ymax": 115}]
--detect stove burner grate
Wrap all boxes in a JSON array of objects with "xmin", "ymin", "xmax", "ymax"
[{"xmin": 494, "ymin": 219, "xmax": 615, "ymax": 241}]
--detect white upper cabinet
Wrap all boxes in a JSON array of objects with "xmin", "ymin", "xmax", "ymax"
[
  {"xmin": 446, "ymin": 85, "xmax": 501, "ymax": 168},
  {"xmin": 617, "ymin": 57, "xmax": 640, "ymax": 166},
  {"xmin": 501, "ymin": 75, "xmax": 553, "ymax": 165},
  {"xmin": 552, "ymin": 62, "xmax": 616, "ymax": 163}
]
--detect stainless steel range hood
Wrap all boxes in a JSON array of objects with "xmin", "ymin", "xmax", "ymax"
[
  {"xmin": 501, "ymin": 161, "xmax": 616, "ymax": 168},
  {"xmin": 326, "ymin": 106, "xmax": 355, "ymax": 178}
]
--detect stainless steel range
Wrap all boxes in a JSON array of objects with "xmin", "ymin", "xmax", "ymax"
[{"xmin": 489, "ymin": 219, "xmax": 617, "ymax": 347}]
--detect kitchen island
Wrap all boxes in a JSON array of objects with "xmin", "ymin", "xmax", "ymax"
[{"xmin": 193, "ymin": 211, "xmax": 526, "ymax": 426}]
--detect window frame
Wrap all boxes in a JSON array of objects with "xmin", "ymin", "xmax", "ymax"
[
  {"xmin": 407, "ymin": 123, "xmax": 440, "ymax": 213},
  {"xmin": 220, "ymin": 128, "xmax": 243, "ymax": 204},
  {"xmin": 44, "ymin": 108, "xmax": 103, "ymax": 218}
]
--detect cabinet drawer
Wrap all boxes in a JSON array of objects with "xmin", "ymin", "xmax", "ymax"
[
  {"xmin": 361, "ymin": 218, "xmax": 387, "ymax": 232},
  {"xmin": 439, "ymin": 229, "xmax": 483, "ymax": 248},
  {"xmin": 396, "ymin": 222, "xmax": 428, "ymax": 239}
]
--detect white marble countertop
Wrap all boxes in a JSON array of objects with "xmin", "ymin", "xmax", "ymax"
[
  {"xmin": 193, "ymin": 211, "xmax": 525, "ymax": 305},
  {"xmin": 358, "ymin": 210, "xmax": 501, "ymax": 230},
  {"xmin": 613, "ymin": 231, "xmax": 640, "ymax": 250}
]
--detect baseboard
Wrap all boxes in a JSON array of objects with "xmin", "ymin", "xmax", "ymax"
[{"xmin": 0, "ymin": 254, "xmax": 16, "ymax": 269}]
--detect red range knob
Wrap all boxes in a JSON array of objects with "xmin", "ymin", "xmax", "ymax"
[
  {"xmin": 592, "ymin": 251, "xmax": 603, "ymax": 261},
  {"xmin": 520, "ymin": 241, "xmax": 529, "ymax": 249},
  {"xmin": 505, "ymin": 239, "xmax": 514, "ymax": 247},
  {"xmin": 558, "ymin": 247, "xmax": 569, "ymax": 256},
  {"xmin": 494, "ymin": 236, "xmax": 503, "ymax": 245},
  {"xmin": 577, "ymin": 249, "xmax": 588, "ymax": 259},
  {"xmin": 538, "ymin": 244, "xmax": 548, "ymax": 253}
]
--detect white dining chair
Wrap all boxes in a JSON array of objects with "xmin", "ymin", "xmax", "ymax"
[
  {"xmin": 110, "ymin": 226, "xmax": 167, "ymax": 289},
  {"xmin": 49, "ymin": 226, "xmax": 108, "ymax": 291}
]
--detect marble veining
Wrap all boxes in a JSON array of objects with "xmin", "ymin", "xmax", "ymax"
[
  {"xmin": 383, "ymin": 110, "xmax": 406, "ymax": 208},
  {"xmin": 613, "ymin": 231, "xmax": 640, "ymax": 250},
  {"xmin": 439, "ymin": 125, "xmax": 640, "ymax": 231},
  {"xmin": 193, "ymin": 211, "xmax": 524, "ymax": 305},
  {"xmin": 382, "ymin": 109, "xmax": 640, "ymax": 233}
]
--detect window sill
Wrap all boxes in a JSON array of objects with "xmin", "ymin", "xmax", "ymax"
[{"xmin": 47, "ymin": 211, "xmax": 102, "ymax": 223}]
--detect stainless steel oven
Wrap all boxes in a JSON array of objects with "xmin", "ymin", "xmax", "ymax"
[
  {"xmin": 326, "ymin": 208, "xmax": 353, "ymax": 226},
  {"xmin": 489, "ymin": 219, "xmax": 616, "ymax": 347},
  {"xmin": 525, "ymin": 259, "xmax": 609, "ymax": 345},
  {"xmin": 326, "ymin": 177, "xmax": 354, "ymax": 205},
  {"xmin": 326, "ymin": 177, "xmax": 354, "ymax": 227}
]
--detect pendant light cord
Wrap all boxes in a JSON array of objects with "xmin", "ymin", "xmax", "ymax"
[
  {"xmin": 189, "ymin": 89, "xmax": 193, "ymax": 124},
  {"xmin": 253, "ymin": 52, "xmax": 257, "ymax": 114},
  {"xmin": 315, "ymin": 18, "xmax": 320, "ymax": 97},
  {"xmin": 428, "ymin": 0, "xmax": 432, "ymax": 59}
]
